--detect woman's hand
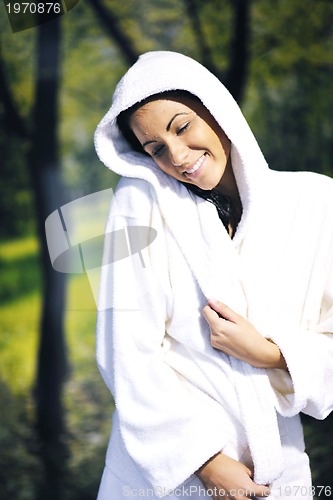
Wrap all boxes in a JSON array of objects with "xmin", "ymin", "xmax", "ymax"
[
  {"xmin": 202, "ymin": 299, "xmax": 287, "ymax": 369},
  {"xmin": 196, "ymin": 452, "xmax": 270, "ymax": 499}
]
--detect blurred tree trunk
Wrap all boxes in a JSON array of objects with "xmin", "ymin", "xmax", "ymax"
[
  {"xmin": 1, "ymin": 16, "xmax": 69, "ymax": 500},
  {"xmin": 28, "ymin": 18, "xmax": 69, "ymax": 500}
]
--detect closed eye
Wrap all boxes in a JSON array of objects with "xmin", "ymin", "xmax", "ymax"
[
  {"xmin": 152, "ymin": 144, "xmax": 165, "ymax": 157},
  {"xmin": 177, "ymin": 122, "xmax": 190, "ymax": 135}
]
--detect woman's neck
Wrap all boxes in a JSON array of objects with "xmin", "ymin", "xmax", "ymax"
[{"xmin": 214, "ymin": 160, "xmax": 242, "ymax": 237}]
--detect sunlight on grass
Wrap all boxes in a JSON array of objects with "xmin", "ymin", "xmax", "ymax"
[
  {"xmin": 0, "ymin": 235, "xmax": 39, "ymax": 260},
  {"xmin": 0, "ymin": 292, "xmax": 41, "ymax": 393},
  {"xmin": 0, "ymin": 236, "xmax": 41, "ymax": 393}
]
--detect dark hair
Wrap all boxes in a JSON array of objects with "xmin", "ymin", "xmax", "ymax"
[{"xmin": 117, "ymin": 90, "xmax": 235, "ymax": 233}]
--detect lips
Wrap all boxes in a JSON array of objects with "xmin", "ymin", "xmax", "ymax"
[{"xmin": 184, "ymin": 153, "xmax": 207, "ymax": 175}]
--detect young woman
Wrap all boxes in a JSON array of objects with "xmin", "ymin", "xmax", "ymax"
[{"xmin": 94, "ymin": 51, "xmax": 333, "ymax": 499}]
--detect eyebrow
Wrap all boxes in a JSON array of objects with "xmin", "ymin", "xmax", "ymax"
[
  {"xmin": 166, "ymin": 112, "xmax": 190, "ymax": 131},
  {"xmin": 142, "ymin": 112, "xmax": 190, "ymax": 148}
]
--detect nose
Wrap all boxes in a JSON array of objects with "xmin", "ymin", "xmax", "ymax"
[{"xmin": 169, "ymin": 141, "xmax": 189, "ymax": 167}]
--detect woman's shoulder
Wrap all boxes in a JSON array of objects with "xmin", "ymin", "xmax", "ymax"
[
  {"xmin": 269, "ymin": 169, "xmax": 333, "ymax": 198},
  {"xmin": 266, "ymin": 170, "xmax": 333, "ymax": 227}
]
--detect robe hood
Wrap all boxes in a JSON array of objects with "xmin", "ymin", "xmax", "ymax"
[{"xmin": 94, "ymin": 51, "xmax": 269, "ymax": 245}]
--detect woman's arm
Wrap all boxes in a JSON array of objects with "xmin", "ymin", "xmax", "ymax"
[
  {"xmin": 195, "ymin": 452, "xmax": 270, "ymax": 499},
  {"xmin": 203, "ymin": 299, "xmax": 287, "ymax": 370}
]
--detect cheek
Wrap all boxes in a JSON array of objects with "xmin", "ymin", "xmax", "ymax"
[
  {"xmin": 199, "ymin": 124, "xmax": 225, "ymax": 153},
  {"xmin": 219, "ymin": 132, "xmax": 231, "ymax": 157}
]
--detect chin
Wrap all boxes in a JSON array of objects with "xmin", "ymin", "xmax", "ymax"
[
  {"xmin": 197, "ymin": 173, "xmax": 223, "ymax": 192},
  {"xmin": 195, "ymin": 180, "xmax": 218, "ymax": 191}
]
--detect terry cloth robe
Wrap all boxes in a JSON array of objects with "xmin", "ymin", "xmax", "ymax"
[{"xmin": 94, "ymin": 51, "xmax": 333, "ymax": 499}]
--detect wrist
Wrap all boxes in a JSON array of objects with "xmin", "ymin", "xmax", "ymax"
[
  {"xmin": 260, "ymin": 339, "xmax": 287, "ymax": 370},
  {"xmin": 195, "ymin": 452, "xmax": 221, "ymax": 481}
]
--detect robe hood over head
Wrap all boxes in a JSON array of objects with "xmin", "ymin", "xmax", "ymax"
[{"xmin": 94, "ymin": 50, "xmax": 269, "ymax": 245}]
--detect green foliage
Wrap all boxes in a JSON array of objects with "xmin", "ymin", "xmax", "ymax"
[
  {"xmin": 0, "ymin": 381, "xmax": 42, "ymax": 500},
  {"xmin": 0, "ymin": 8, "xmax": 36, "ymax": 238},
  {"xmin": 246, "ymin": 0, "xmax": 333, "ymax": 174},
  {"xmin": 60, "ymin": 1, "xmax": 124, "ymax": 196},
  {"xmin": 192, "ymin": 0, "xmax": 233, "ymax": 71},
  {"xmin": 104, "ymin": 0, "xmax": 193, "ymax": 53},
  {"xmin": 302, "ymin": 414, "xmax": 333, "ymax": 489},
  {"xmin": 0, "ymin": 132, "xmax": 35, "ymax": 238},
  {"xmin": 0, "ymin": 12, "xmax": 35, "ymax": 118}
]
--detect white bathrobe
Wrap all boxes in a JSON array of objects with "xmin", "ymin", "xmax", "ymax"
[{"xmin": 94, "ymin": 51, "xmax": 333, "ymax": 499}]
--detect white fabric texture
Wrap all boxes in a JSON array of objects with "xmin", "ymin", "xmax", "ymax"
[
  {"xmin": 94, "ymin": 51, "xmax": 333, "ymax": 497},
  {"xmin": 97, "ymin": 413, "xmax": 312, "ymax": 499}
]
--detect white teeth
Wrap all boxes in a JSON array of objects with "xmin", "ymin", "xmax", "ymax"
[{"xmin": 185, "ymin": 154, "xmax": 205, "ymax": 174}]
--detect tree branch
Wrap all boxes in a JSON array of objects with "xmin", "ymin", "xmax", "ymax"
[
  {"xmin": 183, "ymin": 0, "xmax": 251, "ymax": 103},
  {"xmin": 87, "ymin": 0, "xmax": 138, "ymax": 66}
]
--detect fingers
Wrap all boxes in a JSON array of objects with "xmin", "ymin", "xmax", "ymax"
[
  {"xmin": 202, "ymin": 300, "xmax": 238, "ymax": 328},
  {"xmin": 202, "ymin": 301, "xmax": 236, "ymax": 351},
  {"xmin": 202, "ymin": 304, "xmax": 220, "ymax": 324},
  {"xmin": 253, "ymin": 484, "xmax": 271, "ymax": 497},
  {"xmin": 207, "ymin": 299, "xmax": 238, "ymax": 322}
]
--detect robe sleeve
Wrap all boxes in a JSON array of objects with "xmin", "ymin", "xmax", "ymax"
[
  {"xmin": 266, "ymin": 245, "xmax": 333, "ymax": 420},
  {"xmin": 96, "ymin": 179, "xmax": 227, "ymax": 495}
]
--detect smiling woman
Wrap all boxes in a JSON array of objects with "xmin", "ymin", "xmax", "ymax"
[
  {"xmin": 94, "ymin": 51, "xmax": 333, "ymax": 500},
  {"xmin": 118, "ymin": 91, "xmax": 241, "ymax": 236}
]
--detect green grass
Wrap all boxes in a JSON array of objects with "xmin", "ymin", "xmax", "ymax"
[
  {"xmin": 0, "ymin": 292, "xmax": 41, "ymax": 393},
  {"xmin": 0, "ymin": 235, "xmax": 39, "ymax": 259}
]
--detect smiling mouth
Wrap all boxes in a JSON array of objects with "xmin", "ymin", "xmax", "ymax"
[{"xmin": 184, "ymin": 153, "xmax": 207, "ymax": 175}]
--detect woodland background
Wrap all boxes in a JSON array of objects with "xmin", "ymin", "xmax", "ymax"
[{"xmin": 1, "ymin": 0, "xmax": 333, "ymax": 498}]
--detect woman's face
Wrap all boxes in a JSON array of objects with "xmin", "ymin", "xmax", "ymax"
[{"xmin": 130, "ymin": 97, "xmax": 231, "ymax": 192}]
